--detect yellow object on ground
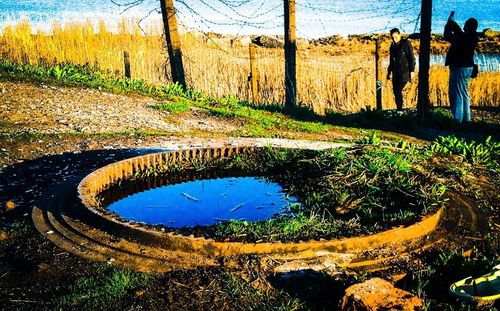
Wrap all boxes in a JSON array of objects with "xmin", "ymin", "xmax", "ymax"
[
  {"xmin": 5, "ymin": 201, "xmax": 16, "ymax": 211},
  {"xmin": 449, "ymin": 264, "xmax": 500, "ymax": 301}
]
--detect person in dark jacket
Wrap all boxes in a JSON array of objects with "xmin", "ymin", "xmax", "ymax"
[
  {"xmin": 444, "ymin": 12, "xmax": 478, "ymax": 123},
  {"xmin": 387, "ymin": 28, "xmax": 416, "ymax": 111}
]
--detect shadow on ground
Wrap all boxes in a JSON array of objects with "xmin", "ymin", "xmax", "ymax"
[
  {"xmin": 268, "ymin": 269, "xmax": 355, "ymax": 310},
  {"xmin": 246, "ymin": 102, "xmax": 500, "ymax": 142},
  {"xmin": 0, "ymin": 148, "xmax": 164, "ymax": 218}
]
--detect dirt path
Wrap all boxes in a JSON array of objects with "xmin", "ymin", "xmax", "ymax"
[
  {"xmin": 0, "ymin": 79, "xmax": 357, "ymax": 169},
  {"xmin": 0, "ymin": 80, "xmax": 238, "ymax": 134}
]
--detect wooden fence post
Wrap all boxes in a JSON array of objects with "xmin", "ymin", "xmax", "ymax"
[
  {"xmin": 249, "ymin": 43, "xmax": 259, "ymax": 103},
  {"xmin": 160, "ymin": 0, "xmax": 186, "ymax": 89},
  {"xmin": 375, "ymin": 38, "xmax": 383, "ymax": 110},
  {"xmin": 123, "ymin": 51, "xmax": 131, "ymax": 79},
  {"xmin": 284, "ymin": 0, "xmax": 297, "ymax": 109},
  {"xmin": 417, "ymin": 0, "xmax": 432, "ymax": 122}
]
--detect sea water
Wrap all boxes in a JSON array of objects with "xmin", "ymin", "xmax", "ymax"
[{"xmin": 0, "ymin": 0, "xmax": 498, "ymax": 37}]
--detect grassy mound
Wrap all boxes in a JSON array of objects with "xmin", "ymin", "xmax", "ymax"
[{"xmin": 209, "ymin": 145, "xmax": 447, "ymax": 242}]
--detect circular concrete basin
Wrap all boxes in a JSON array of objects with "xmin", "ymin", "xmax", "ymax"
[{"xmin": 76, "ymin": 147, "xmax": 443, "ymax": 257}]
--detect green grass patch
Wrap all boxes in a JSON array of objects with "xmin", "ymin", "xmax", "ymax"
[
  {"xmin": 220, "ymin": 271, "xmax": 303, "ymax": 311},
  {"xmin": 357, "ymin": 131, "xmax": 382, "ymax": 145},
  {"xmin": 99, "ymin": 134, "xmax": 495, "ymax": 244},
  {"xmin": 214, "ymin": 209, "xmax": 366, "ymax": 242},
  {"xmin": 57, "ymin": 265, "xmax": 150, "ymax": 310},
  {"xmin": 150, "ymin": 98, "xmax": 191, "ymax": 114},
  {"xmin": 1, "ymin": 59, "xmax": 497, "ymax": 142},
  {"xmin": 431, "ymin": 135, "xmax": 500, "ymax": 170},
  {"xmin": 194, "ymin": 95, "xmax": 331, "ymax": 135},
  {"xmin": 0, "ymin": 58, "xmax": 206, "ymax": 100}
]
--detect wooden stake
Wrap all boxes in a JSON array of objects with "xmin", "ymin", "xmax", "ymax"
[
  {"xmin": 249, "ymin": 43, "xmax": 259, "ymax": 103},
  {"xmin": 123, "ymin": 51, "xmax": 131, "ymax": 79},
  {"xmin": 417, "ymin": 0, "xmax": 432, "ymax": 122},
  {"xmin": 160, "ymin": 0, "xmax": 186, "ymax": 89},
  {"xmin": 284, "ymin": 0, "xmax": 297, "ymax": 108},
  {"xmin": 375, "ymin": 38, "xmax": 383, "ymax": 110}
]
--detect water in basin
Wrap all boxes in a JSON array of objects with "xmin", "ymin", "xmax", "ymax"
[{"xmin": 106, "ymin": 176, "xmax": 297, "ymax": 228}]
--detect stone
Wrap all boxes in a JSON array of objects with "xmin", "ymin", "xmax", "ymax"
[
  {"xmin": 252, "ymin": 35, "xmax": 284, "ymax": 49},
  {"xmin": 0, "ymin": 230, "xmax": 8, "ymax": 241},
  {"xmin": 134, "ymin": 289, "xmax": 145, "ymax": 297},
  {"xmin": 5, "ymin": 201, "xmax": 16, "ymax": 212},
  {"xmin": 312, "ymin": 34, "xmax": 343, "ymax": 46},
  {"xmin": 273, "ymin": 255, "xmax": 352, "ymax": 275},
  {"xmin": 340, "ymin": 277, "xmax": 423, "ymax": 311},
  {"xmin": 482, "ymin": 28, "xmax": 497, "ymax": 39}
]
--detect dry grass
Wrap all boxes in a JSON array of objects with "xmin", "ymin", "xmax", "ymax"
[{"xmin": 0, "ymin": 19, "xmax": 498, "ymax": 113}]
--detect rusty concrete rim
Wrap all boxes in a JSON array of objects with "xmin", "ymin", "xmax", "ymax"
[
  {"xmin": 32, "ymin": 180, "xmax": 484, "ymax": 273},
  {"xmin": 32, "ymin": 146, "xmax": 489, "ymax": 272},
  {"xmin": 76, "ymin": 146, "xmax": 444, "ymax": 257}
]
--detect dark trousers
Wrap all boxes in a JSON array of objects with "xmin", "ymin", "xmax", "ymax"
[{"xmin": 392, "ymin": 78, "xmax": 408, "ymax": 111}]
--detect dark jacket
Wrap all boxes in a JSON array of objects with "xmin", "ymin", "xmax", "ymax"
[
  {"xmin": 444, "ymin": 20, "xmax": 478, "ymax": 67},
  {"xmin": 388, "ymin": 38, "xmax": 416, "ymax": 83}
]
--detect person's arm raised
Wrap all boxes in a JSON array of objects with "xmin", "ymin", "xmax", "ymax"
[{"xmin": 444, "ymin": 11, "xmax": 463, "ymax": 42}]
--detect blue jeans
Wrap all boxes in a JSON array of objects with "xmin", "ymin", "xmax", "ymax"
[{"xmin": 449, "ymin": 66, "xmax": 473, "ymax": 122}]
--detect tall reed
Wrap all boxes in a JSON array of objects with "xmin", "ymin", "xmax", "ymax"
[{"xmin": 0, "ymin": 19, "xmax": 498, "ymax": 113}]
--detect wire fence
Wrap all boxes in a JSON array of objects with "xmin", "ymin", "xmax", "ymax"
[
  {"xmin": 164, "ymin": 0, "xmax": 496, "ymax": 111},
  {"xmin": 0, "ymin": 0, "xmax": 498, "ymax": 111}
]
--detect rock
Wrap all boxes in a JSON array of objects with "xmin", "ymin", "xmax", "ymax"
[
  {"xmin": 252, "ymin": 35, "xmax": 284, "ymax": 48},
  {"xmin": 312, "ymin": 34, "xmax": 343, "ymax": 46},
  {"xmin": 5, "ymin": 200, "xmax": 16, "ymax": 212},
  {"xmin": 273, "ymin": 255, "xmax": 352, "ymax": 275},
  {"xmin": 0, "ymin": 230, "xmax": 8, "ymax": 241},
  {"xmin": 482, "ymin": 28, "xmax": 497, "ymax": 39},
  {"xmin": 340, "ymin": 277, "xmax": 423, "ymax": 311},
  {"xmin": 134, "ymin": 289, "xmax": 145, "ymax": 297}
]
